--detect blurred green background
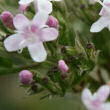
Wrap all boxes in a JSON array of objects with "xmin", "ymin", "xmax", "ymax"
[{"xmin": 0, "ymin": 74, "xmax": 86, "ymax": 110}]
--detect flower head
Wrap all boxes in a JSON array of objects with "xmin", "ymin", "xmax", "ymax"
[
  {"xmin": 90, "ymin": 0, "xmax": 110, "ymax": 32},
  {"xmin": 19, "ymin": 70, "xmax": 33, "ymax": 85},
  {"xmin": 82, "ymin": 85, "xmax": 110, "ymax": 110},
  {"xmin": 4, "ymin": 11, "xmax": 58, "ymax": 62}
]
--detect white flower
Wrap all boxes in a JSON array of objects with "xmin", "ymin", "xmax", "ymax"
[
  {"xmin": 90, "ymin": 0, "xmax": 110, "ymax": 32},
  {"xmin": 4, "ymin": 11, "xmax": 58, "ymax": 62},
  {"xmin": 82, "ymin": 85, "xmax": 110, "ymax": 110},
  {"xmin": 19, "ymin": 0, "xmax": 62, "ymax": 14}
]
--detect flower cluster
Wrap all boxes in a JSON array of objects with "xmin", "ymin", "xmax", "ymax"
[
  {"xmin": 1, "ymin": 0, "xmax": 110, "ymax": 110},
  {"xmin": 2, "ymin": 0, "xmax": 61, "ymax": 62}
]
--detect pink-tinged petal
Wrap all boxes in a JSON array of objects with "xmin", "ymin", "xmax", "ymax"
[
  {"xmin": 19, "ymin": 4, "xmax": 29, "ymax": 12},
  {"xmin": 32, "ymin": 11, "xmax": 48, "ymax": 28},
  {"xmin": 13, "ymin": 14, "xmax": 30, "ymax": 30},
  {"xmin": 34, "ymin": 0, "xmax": 38, "ymax": 12},
  {"xmin": 102, "ymin": 103, "xmax": 110, "ymax": 110},
  {"xmin": 4, "ymin": 34, "xmax": 24, "ymax": 52},
  {"xmin": 41, "ymin": 28, "xmax": 58, "ymax": 42},
  {"xmin": 99, "ymin": 3, "xmax": 110, "ymax": 16},
  {"xmin": 28, "ymin": 42, "xmax": 47, "ymax": 62},
  {"xmin": 90, "ymin": 16, "xmax": 109, "ymax": 32},
  {"xmin": 96, "ymin": 85, "xmax": 110, "ymax": 103},
  {"xmin": 37, "ymin": 0, "xmax": 52, "ymax": 14},
  {"xmin": 19, "ymin": 0, "xmax": 33, "ymax": 5},
  {"xmin": 82, "ymin": 88, "xmax": 92, "ymax": 109}
]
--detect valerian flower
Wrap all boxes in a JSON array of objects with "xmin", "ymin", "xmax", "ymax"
[
  {"xmin": 19, "ymin": 0, "xmax": 62, "ymax": 14},
  {"xmin": 4, "ymin": 11, "xmax": 58, "ymax": 62},
  {"xmin": 82, "ymin": 85, "xmax": 110, "ymax": 110},
  {"xmin": 90, "ymin": 0, "xmax": 110, "ymax": 32}
]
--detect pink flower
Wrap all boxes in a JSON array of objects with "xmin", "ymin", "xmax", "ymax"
[
  {"xmin": 19, "ymin": 0, "xmax": 62, "ymax": 14},
  {"xmin": 58, "ymin": 60, "xmax": 69, "ymax": 73},
  {"xmin": 19, "ymin": 4, "xmax": 29, "ymax": 12},
  {"xmin": 0, "ymin": 11, "xmax": 14, "ymax": 29},
  {"xmin": 82, "ymin": 85, "xmax": 110, "ymax": 110},
  {"xmin": 19, "ymin": 70, "xmax": 33, "ymax": 85},
  {"xmin": 4, "ymin": 11, "xmax": 58, "ymax": 62},
  {"xmin": 90, "ymin": 0, "xmax": 110, "ymax": 32},
  {"xmin": 46, "ymin": 15, "xmax": 59, "ymax": 28}
]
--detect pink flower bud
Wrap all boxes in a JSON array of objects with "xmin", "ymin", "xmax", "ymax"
[
  {"xmin": 46, "ymin": 16, "xmax": 59, "ymax": 28},
  {"xmin": 58, "ymin": 60, "xmax": 69, "ymax": 73},
  {"xmin": 0, "ymin": 11, "xmax": 14, "ymax": 29},
  {"xmin": 19, "ymin": 4, "xmax": 29, "ymax": 12},
  {"xmin": 19, "ymin": 70, "xmax": 33, "ymax": 85}
]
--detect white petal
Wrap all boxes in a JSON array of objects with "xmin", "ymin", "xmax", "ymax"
[
  {"xmin": 41, "ymin": 28, "xmax": 58, "ymax": 42},
  {"xmin": 96, "ymin": 85, "xmax": 110, "ymax": 102},
  {"xmin": 37, "ymin": 0, "xmax": 52, "ymax": 14},
  {"xmin": 103, "ymin": 103, "xmax": 110, "ymax": 110},
  {"xmin": 4, "ymin": 34, "xmax": 25, "ymax": 52},
  {"xmin": 90, "ymin": 16, "xmax": 109, "ymax": 32},
  {"xmin": 13, "ymin": 14, "xmax": 30, "ymax": 30},
  {"xmin": 82, "ymin": 88, "xmax": 92, "ymax": 109},
  {"xmin": 32, "ymin": 11, "xmax": 48, "ymax": 28},
  {"xmin": 28, "ymin": 42, "xmax": 47, "ymax": 62},
  {"xmin": 19, "ymin": 0, "xmax": 33, "ymax": 5}
]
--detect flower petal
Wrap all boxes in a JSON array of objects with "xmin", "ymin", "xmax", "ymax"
[
  {"xmin": 102, "ymin": 103, "xmax": 110, "ymax": 110},
  {"xmin": 37, "ymin": 0, "xmax": 52, "ymax": 14},
  {"xmin": 41, "ymin": 28, "xmax": 58, "ymax": 42},
  {"xmin": 96, "ymin": 85, "xmax": 110, "ymax": 102},
  {"xmin": 4, "ymin": 34, "xmax": 24, "ymax": 52},
  {"xmin": 13, "ymin": 14, "xmax": 30, "ymax": 30},
  {"xmin": 19, "ymin": 0, "xmax": 33, "ymax": 5},
  {"xmin": 90, "ymin": 16, "xmax": 109, "ymax": 32},
  {"xmin": 28, "ymin": 42, "xmax": 47, "ymax": 62},
  {"xmin": 32, "ymin": 11, "xmax": 48, "ymax": 28},
  {"xmin": 82, "ymin": 88, "xmax": 92, "ymax": 109}
]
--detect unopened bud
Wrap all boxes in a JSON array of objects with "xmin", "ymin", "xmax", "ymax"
[
  {"xmin": 0, "ymin": 11, "xmax": 14, "ymax": 29},
  {"xmin": 19, "ymin": 70, "xmax": 33, "ymax": 85},
  {"xmin": 86, "ymin": 43, "xmax": 94, "ymax": 49},
  {"xmin": 46, "ymin": 16, "xmax": 59, "ymax": 28},
  {"xmin": 42, "ymin": 77, "xmax": 48, "ymax": 85},
  {"xmin": 58, "ymin": 60, "xmax": 69, "ymax": 73}
]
